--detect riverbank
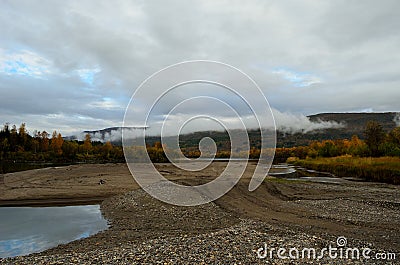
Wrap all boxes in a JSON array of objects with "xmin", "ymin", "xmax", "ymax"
[
  {"xmin": 0, "ymin": 163, "xmax": 399, "ymax": 264},
  {"xmin": 0, "ymin": 163, "xmax": 137, "ymax": 206},
  {"xmin": 292, "ymin": 156, "xmax": 400, "ymax": 184}
]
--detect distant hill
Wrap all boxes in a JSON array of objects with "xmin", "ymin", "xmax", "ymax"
[
  {"xmin": 309, "ymin": 112, "xmax": 397, "ymax": 133},
  {"xmin": 279, "ymin": 112, "xmax": 399, "ymax": 147},
  {"xmin": 78, "ymin": 112, "xmax": 399, "ymax": 148}
]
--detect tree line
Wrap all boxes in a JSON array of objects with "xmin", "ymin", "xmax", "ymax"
[
  {"xmin": 1, "ymin": 120, "xmax": 399, "ymax": 164},
  {"xmin": 274, "ymin": 121, "xmax": 400, "ymax": 162},
  {"xmin": 0, "ymin": 123, "xmax": 123, "ymax": 162}
]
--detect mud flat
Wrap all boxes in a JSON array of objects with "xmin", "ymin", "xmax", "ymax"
[
  {"xmin": 0, "ymin": 163, "xmax": 399, "ymax": 264},
  {"xmin": 0, "ymin": 163, "xmax": 137, "ymax": 206}
]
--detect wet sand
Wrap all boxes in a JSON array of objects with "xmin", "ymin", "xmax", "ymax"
[
  {"xmin": 0, "ymin": 162, "xmax": 399, "ymax": 264},
  {"xmin": 0, "ymin": 163, "xmax": 137, "ymax": 206}
]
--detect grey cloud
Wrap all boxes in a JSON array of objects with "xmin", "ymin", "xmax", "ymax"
[
  {"xmin": 316, "ymin": 0, "xmax": 399, "ymax": 49},
  {"xmin": 0, "ymin": 0, "xmax": 399, "ymax": 135}
]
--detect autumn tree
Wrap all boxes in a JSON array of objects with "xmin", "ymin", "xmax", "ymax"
[
  {"xmin": 154, "ymin": 141, "xmax": 163, "ymax": 149},
  {"xmin": 146, "ymin": 142, "xmax": 168, "ymax": 162},
  {"xmin": 102, "ymin": 141, "xmax": 113, "ymax": 158},
  {"xmin": 0, "ymin": 124, "xmax": 11, "ymax": 159},
  {"xmin": 364, "ymin": 121, "xmax": 385, "ymax": 157},
  {"xmin": 388, "ymin": 127, "xmax": 400, "ymax": 146},
  {"xmin": 30, "ymin": 130, "xmax": 39, "ymax": 153},
  {"xmin": 317, "ymin": 140, "xmax": 339, "ymax": 157},
  {"xmin": 348, "ymin": 135, "xmax": 367, "ymax": 156},
  {"xmin": 249, "ymin": 147, "xmax": 261, "ymax": 159},
  {"xmin": 62, "ymin": 141, "xmax": 79, "ymax": 159},
  {"xmin": 380, "ymin": 127, "xmax": 400, "ymax": 156},
  {"xmin": 56, "ymin": 133, "xmax": 64, "ymax": 155},
  {"xmin": 18, "ymin": 123, "xmax": 28, "ymax": 148},
  {"xmin": 51, "ymin": 131, "xmax": 64, "ymax": 155},
  {"xmin": 83, "ymin": 133, "xmax": 92, "ymax": 155},
  {"xmin": 0, "ymin": 138, "xmax": 10, "ymax": 160},
  {"xmin": 50, "ymin": 131, "xmax": 57, "ymax": 151},
  {"xmin": 9, "ymin": 125, "xmax": 18, "ymax": 150},
  {"xmin": 40, "ymin": 131, "xmax": 49, "ymax": 152}
]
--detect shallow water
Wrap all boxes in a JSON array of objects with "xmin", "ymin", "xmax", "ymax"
[
  {"xmin": 268, "ymin": 164, "xmax": 297, "ymax": 176},
  {"xmin": 0, "ymin": 205, "xmax": 108, "ymax": 258},
  {"xmin": 270, "ymin": 164, "xmax": 350, "ymax": 184},
  {"xmin": 289, "ymin": 176, "xmax": 348, "ymax": 184}
]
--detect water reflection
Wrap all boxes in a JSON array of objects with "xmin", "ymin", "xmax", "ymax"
[{"xmin": 0, "ymin": 205, "xmax": 108, "ymax": 258}]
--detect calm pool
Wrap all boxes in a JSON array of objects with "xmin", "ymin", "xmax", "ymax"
[{"xmin": 0, "ymin": 205, "xmax": 108, "ymax": 258}]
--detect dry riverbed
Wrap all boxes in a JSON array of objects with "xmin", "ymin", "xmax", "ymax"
[{"xmin": 0, "ymin": 163, "xmax": 399, "ymax": 264}]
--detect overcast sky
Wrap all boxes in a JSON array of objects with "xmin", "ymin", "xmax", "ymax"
[{"xmin": 0, "ymin": 0, "xmax": 399, "ymax": 135}]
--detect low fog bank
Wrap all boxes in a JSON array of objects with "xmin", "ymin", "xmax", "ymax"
[
  {"xmin": 394, "ymin": 113, "xmax": 400, "ymax": 127},
  {"xmin": 272, "ymin": 110, "xmax": 344, "ymax": 134},
  {"xmin": 73, "ymin": 110, "xmax": 345, "ymax": 142}
]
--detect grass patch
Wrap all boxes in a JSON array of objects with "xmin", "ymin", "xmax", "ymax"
[{"xmin": 292, "ymin": 156, "xmax": 400, "ymax": 185}]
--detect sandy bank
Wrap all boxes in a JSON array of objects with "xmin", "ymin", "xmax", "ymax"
[{"xmin": 0, "ymin": 163, "xmax": 399, "ymax": 264}]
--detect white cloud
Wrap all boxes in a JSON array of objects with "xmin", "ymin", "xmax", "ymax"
[
  {"xmin": 0, "ymin": 49, "xmax": 52, "ymax": 78},
  {"xmin": 76, "ymin": 67, "xmax": 101, "ymax": 85},
  {"xmin": 394, "ymin": 113, "xmax": 400, "ymax": 127},
  {"xmin": 88, "ymin": 97, "xmax": 125, "ymax": 110},
  {"xmin": 272, "ymin": 68, "xmax": 322, "ymax": 87},
  {"xmin": 272, "ymin": 109, "xmax": 344, "ymax": 134}
]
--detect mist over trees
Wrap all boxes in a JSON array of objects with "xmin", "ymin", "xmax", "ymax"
[
  {"xmin": 1, "ymin": 121, "xmax": 399, "ymax": 167},
  {"xmin": 0, "ymin": 123, "xmax": 123, "ymax": 163},
  {"xmin": 269, "ymin": 121, "xmax": 400, "ymax": 163}
]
